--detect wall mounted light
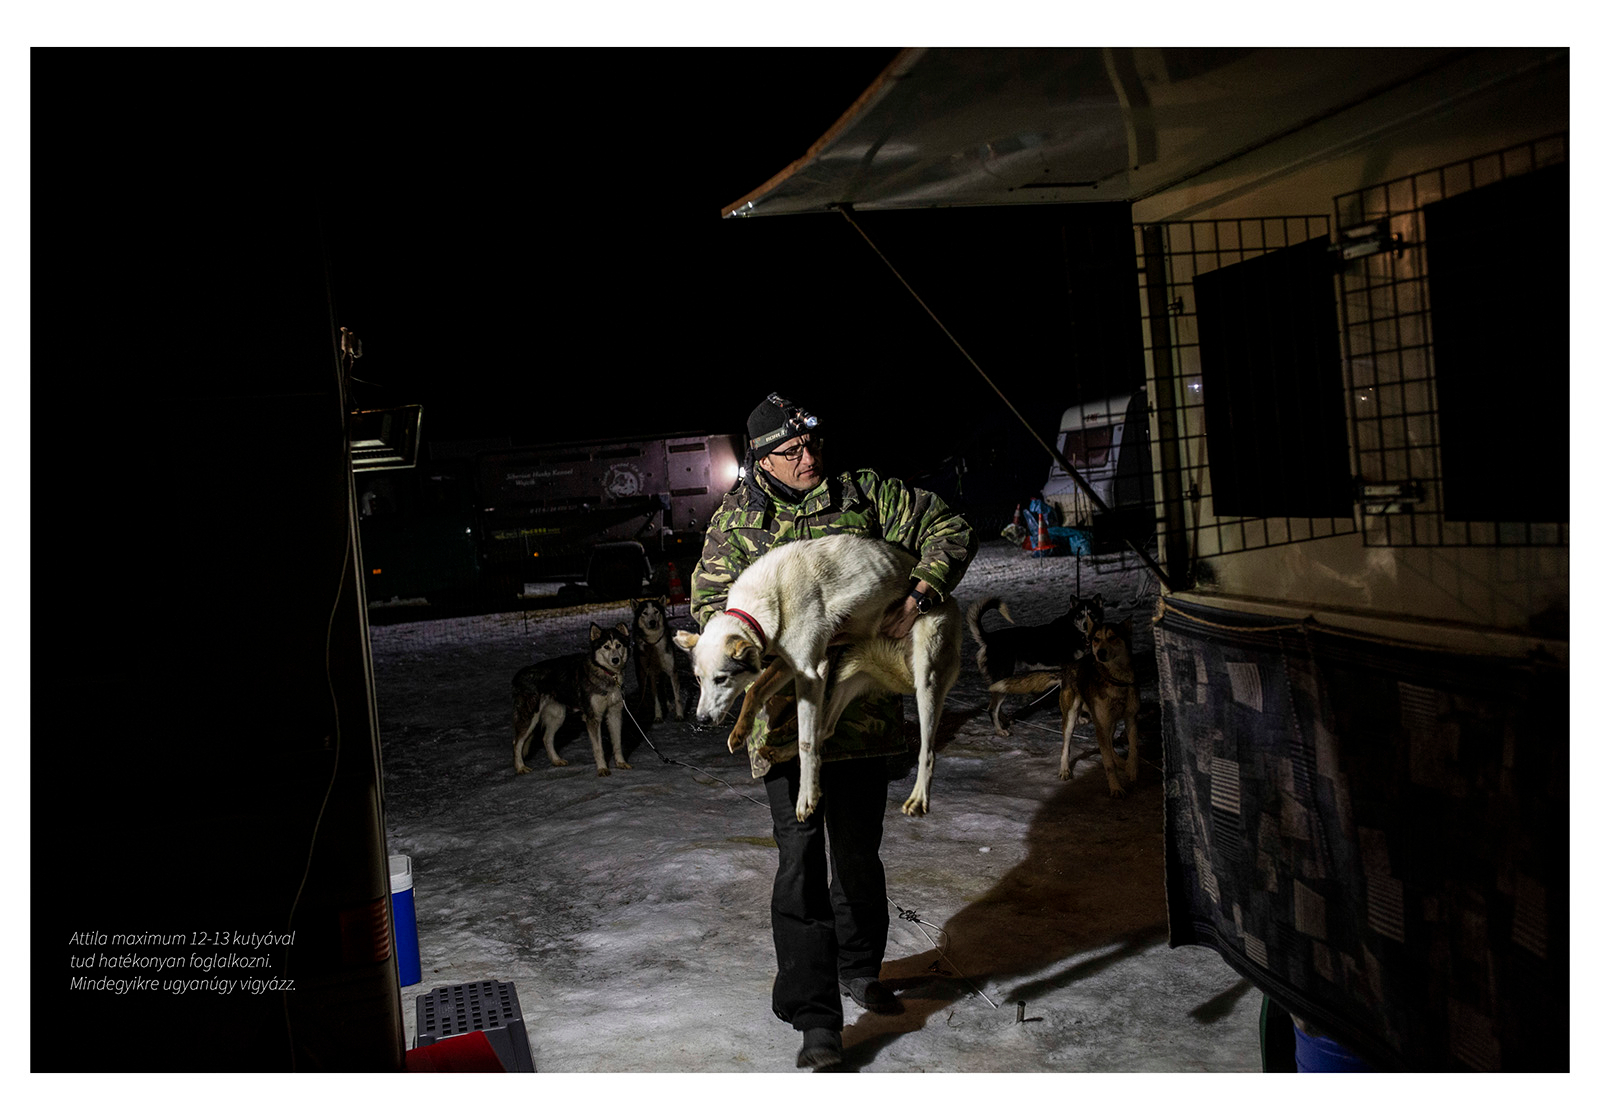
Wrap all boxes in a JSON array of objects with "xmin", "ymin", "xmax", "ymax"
[{"xmin": 1331, "ymin": 217, "xmax": 1403, "ymax": 263}]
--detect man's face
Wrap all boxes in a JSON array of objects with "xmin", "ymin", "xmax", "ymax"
[{"xmin": 760, "ymin": 434, "xmax": 823, "ymax": 491}]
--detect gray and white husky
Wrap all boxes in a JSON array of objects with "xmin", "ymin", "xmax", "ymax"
[
  {"xmin": 512, "ymin": 622, "xmax": 632, "ymax": 777},
  {"xmin": 674, "ymin": 535, "xmax": 962, "ymax": 822}
]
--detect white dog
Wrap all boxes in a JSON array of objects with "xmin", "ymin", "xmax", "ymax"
[{"xmin": 673, "ymin": 534, "xmax": 962, "ymax": 821}]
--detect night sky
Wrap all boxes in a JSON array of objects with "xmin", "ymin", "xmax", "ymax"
[
  {"xmin": 305, "ymin": 49, "xmax": 1143, "ymax": 489},
  {"xmin": 40, "ymin": 47, "xmax": 1144, "ymax": 507}
]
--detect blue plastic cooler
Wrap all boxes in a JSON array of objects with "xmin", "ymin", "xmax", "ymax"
[{"xmin": 389, "ymin": 854, "xmax": 421, "ymax": 987}]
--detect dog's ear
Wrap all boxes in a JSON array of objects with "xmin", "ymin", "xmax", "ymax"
[
  {"xmin": 590, "ymin": 622, "xmax": 602, "ymax": 640},
  {"xmin": 617, "ymin": 622, "xmax": 630, "ymax": 637},
  {"xmin": 1071, "ymin": 594, "xmax": 1083, "ymax": 608},
  {"xmin": 726, "ymin": 636, "xmax": 760, "ymax": 669},
  {"xmin": 1091, "ymin": 594, "xmax": 1104, "ymax": 608},
  {"xmin": 674, "ymin": 632, "xmax": 699, "ymax": 652}
]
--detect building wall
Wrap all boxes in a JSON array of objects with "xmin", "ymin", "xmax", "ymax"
[{"xmin": 1130, "ymin": 49, "xmax": 1569, "ymax": 643}]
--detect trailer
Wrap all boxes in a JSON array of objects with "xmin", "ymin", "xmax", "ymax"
[{"xmin": 1040, "ymin": 386, "xmax": 1155, "ymax": 549}]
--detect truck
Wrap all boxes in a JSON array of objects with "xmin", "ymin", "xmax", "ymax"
[{"xmin": 357, "ymin": 431, "xmax": 743, "ymax": 608}]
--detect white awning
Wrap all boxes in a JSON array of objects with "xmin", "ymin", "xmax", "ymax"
[{"xmin": 720, "ymin": 47, "xmax": 1531, "ymax": 218}]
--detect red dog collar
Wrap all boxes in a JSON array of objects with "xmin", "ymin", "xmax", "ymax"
[{"xmin": 724, "ymin": 608, "xmax": 766, "ymax": 650}]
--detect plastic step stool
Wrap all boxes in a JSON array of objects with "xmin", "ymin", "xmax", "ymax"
[{"xmin": 415, "ymin": 980, "xmax": 536, "ymax": 1072}]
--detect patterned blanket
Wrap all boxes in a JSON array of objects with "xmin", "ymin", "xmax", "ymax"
[{"xmin": 1156, "ymin": 598, "xmax": 1567, "ymax": 1071}]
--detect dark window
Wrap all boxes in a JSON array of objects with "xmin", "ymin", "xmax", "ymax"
[
  {"xmin": 1424, "ymin": 163, "xmax": 1568, "ymax": 523},
  {"xmin": 1062, "ymin": 425, "xmax": 1116, "ymax": 469},
  {"xmin": 1194, "ymin": 236, "xmax": 1351, "ymax": 518}
]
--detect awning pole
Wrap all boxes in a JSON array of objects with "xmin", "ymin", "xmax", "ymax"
[{"xmin": 834, "ymin": 203, "xmax": 1174, "ymax": 592}]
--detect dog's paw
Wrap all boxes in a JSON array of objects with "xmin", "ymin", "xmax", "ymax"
[
  {"xmin": 900, "ymin": 795, "xmax": 929, "ymax": 817},
  {"xmin": 596, "ymin": 766, "xmax": 611, "ymax": 777},
  {"xmin": 514, "ymin": 763, "xmax": 532, "ymax": 775},
  {"xmin": 614, "ymin": 759, "xmax": 633, "ymax": 770},
  {"xmin": 1057, "ymin": 767, "xmax": 1073, "ymax": 781},
  {"xmin": 795, "ymin": 784, "xmax": 822, "ymax": 821},
  {"xmin": 551, "ymin": 758, "xmax": 570, "ymax": 767},
  {"xmin": 995, "ymin": 726, "xmax": 1012, "ymax": 738},
  {"xmin": 1106, "ymin": 782, "xmax": 1127, "ymax": 799}
]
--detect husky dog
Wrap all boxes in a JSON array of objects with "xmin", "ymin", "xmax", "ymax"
[
  {"xmin": 967, "ymin": 593, "xmax": 1103, "ymax": 734},
  {"xmin": 987, "ymin": 619, "xmax": 1140, "ymax": 798},
  {"xmin": 511, "ymin": 622, "xmax": 632, "ymax": 777},
  {"xmin": 674, "ymin": 535, "xmax": 962, "ymax": 822},
  {"xmin": 631, "ymin": 596, "xmax": 684, "ymax": 720}
]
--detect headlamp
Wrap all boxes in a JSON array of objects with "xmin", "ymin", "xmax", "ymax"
[{"xmin": 750, "ymin": 393, "xmax": 823, "ymax": 455}]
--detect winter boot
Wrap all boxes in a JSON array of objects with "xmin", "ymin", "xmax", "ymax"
[
  {"xmin": 796, "ymin": 1027, "xmax": 843, "ymax": 1070},
  {"xmin": 841, "ymin": 976, "xmax": 904, "ymax": 1015}
]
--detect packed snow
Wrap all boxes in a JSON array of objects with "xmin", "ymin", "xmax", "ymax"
[{"xmin": 369, "ymin": 543, "xmax": 1262, "ymax": 1080}]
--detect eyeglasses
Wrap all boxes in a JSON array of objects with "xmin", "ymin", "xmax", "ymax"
[{"xmin": 770, "ymin": 436, "xmax": 823, "ymax": 463}]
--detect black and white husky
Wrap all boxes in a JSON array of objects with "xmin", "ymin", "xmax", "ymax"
[
  {"xmin": 512, "ymin": 622, "xmax": 632, "ymax": 777},
  {"xmin": 967, "ymin": 593, "xmax": 1103, "ymax": 734},
  {"xmin": 631, "ymin": 596, "xmax": 684, "ymax": 720}
]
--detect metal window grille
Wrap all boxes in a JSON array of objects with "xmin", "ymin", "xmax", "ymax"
[
  {"xmin": 1334, "ymin": 134, "xmax": 1568, "ymax": 548},
  {"xmin": 1136, "ymin": 216, "xmax": 1359, "ymax": 565}
]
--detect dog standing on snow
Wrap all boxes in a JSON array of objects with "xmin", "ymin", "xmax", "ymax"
[
  {"xmin": 986, "ymin": 619, "xmax": 1140, "ymax": 798},
  {"xmin": 674, "ymin": 534, "xmax": 962, "ymax": 822},
  {"xmin": 967, "ymin": 593, "xmax": 1103, "ymax": 734},
  {"xmin": 511, "ymin": 621, "xmax": 633, "ymax": 777},
  {"xmin": 631, "ymin": 595, "xmax": 684, "ymax": 720}
]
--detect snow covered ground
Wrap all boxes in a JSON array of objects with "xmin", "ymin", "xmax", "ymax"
[{"xmin": 368, "ymin": 542, "xmax": 1263, "ymax": 1078}]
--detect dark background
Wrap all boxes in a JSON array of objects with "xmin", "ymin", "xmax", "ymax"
[
  {"xmin": 313, "ymin": 49, "xmax": 1142, "ymax": 492},
  {"xmin": 32, "ymin": 48, "xmax": 1142, "ymax": 497},
  {"xmin": 39, "ymin": 46, "xmax": 1146, "ymax": 535}
]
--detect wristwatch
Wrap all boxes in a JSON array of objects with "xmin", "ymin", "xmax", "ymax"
[{"xmin": 907, "ymin": 587, "xmax": 938, "ymax": 615}]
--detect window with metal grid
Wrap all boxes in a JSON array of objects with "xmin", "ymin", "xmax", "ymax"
[
  {"xmin": 1334, "ymin": 134, "xmax": 1568, "ymax": 547},
  {"xmin": 1136, "ymin": 216, "xmax": 1357, "ymax": 564}
]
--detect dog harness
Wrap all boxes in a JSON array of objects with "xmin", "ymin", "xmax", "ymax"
[{"xmin": 724, "ymin": 608, "xmax": 767, "ymax": 650}]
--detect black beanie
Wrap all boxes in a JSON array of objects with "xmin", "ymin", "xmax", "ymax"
[{"xmin": 746, "ymin": 393, "xmax": 820, "ymax": 457}]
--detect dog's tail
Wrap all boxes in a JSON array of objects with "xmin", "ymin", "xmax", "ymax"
[
  {"xmin": 965, "ymin": 597, "xmax": 1013, "ymax": 643},
  {"xmin": 987, "ymin": 670, "xmax": 1061, "ymax": 696}
]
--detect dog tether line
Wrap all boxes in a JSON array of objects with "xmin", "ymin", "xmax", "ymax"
[
  {"xmin": 833, "ymin": 202, "xmax": 1174, "ymax": 594},
  {"xmin": 622, "ymin": 701, "xmax": 770, "ymax": 808},
  {"xmin": 887, "ymin": 894, "xmax": 999, "ymax": 1010}
]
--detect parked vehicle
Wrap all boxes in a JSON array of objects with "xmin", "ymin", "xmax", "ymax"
[
  {"xmin": 1040, "ymin": 387, "xmax": 1154, "ymax": 549},
  {"xmin": 358, "ymin": 431, "xmax": 742, "ymax": 607}
]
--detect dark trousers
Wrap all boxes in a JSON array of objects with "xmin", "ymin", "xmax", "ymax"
[{"xmin": 763, "ymin": 754, "xmax": 891, "ymax": 1032}]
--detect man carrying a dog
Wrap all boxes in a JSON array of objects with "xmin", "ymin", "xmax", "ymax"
[{"xmin": 688, "ymin": 392, "xmax": 976, "ymax": 1071}]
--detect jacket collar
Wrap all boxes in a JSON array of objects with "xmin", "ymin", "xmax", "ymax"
[{"xmin": 746, "ymin": 469, "xmax": 861, "ymax": 518}]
